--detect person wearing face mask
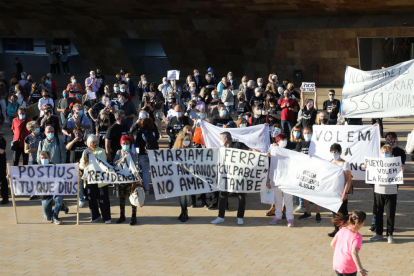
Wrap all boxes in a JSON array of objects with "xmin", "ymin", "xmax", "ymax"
[
  {"xmin": 266, "ymin": 98, "xmax": 281, "ymax": 126},
  {"xmin": 278, "ymin": 89, "xmax": 298, "ymax": 137},
  {"xmin": 236, "ymin": 118, "xmax": 248, "ymax": 128},
  {"xmin": 37, "ymin": 104, "xmax": 61, "ymax": 137},
  {"xmin": 186, "ymin": 100, "xmax": 200, "ymax": 120},
  {"xmin": 115, "ymin": 73, "xmax": 126, "ymax": 86},
  {"xmin": 270, "ymin": 123, "xmax": 283, "ymax": 143},
  {"xmin": 28, "ymin": 82, "xmax": 42, "ymax": 105},
  {"xmin": 235, "ymin": 92, "xmax": 252, "ymax": 118},
  {"xmin": 39, "ymin": 76, "xmax": 52, "ymax": 97},
  {"xmin": 105, "ymin": 110, "xmax": 132, "ymax": 162},
  {"xmin": 137, "ymin": 74, "xmax": 150, "ymax": 104},
  {"xmin": 19, "ymin": 72, "xmax": 30, "ymax": 94},
  {"xmin": 205, "ymin": 67, "xmax": 217, "ymax": 84},
  {"xmin": 63, "ymin": 104, "xmax": 91, "ymax": 137},
  {"xmin": 201, "ymin": 74, "xmax": 216, "ymax": 97},
  {"xmin": 37, "ymin": 90, "xmax": 54, "ymax": 117},
  {"xmin": 14, "ymin": 84, "xmax": 28, "ymax": 107},
  {"xmin": 118, "ymin": 92, "xmax": 137, "ymax": 128},
  {"xmin": 296, "ymin": 126, "xmax": 322, "ymax": 222},
  {"xmin": 256, "ymin": 78, "xmax": 265, "ymax": 90},
  {"xmin": 66, "ymin": 75, "xmax": 84, "ymax": 102},
  {"xmin": 96, "ymin": 111, "xmax": 112, "ymax": 147},
  {"xmin": 298, "ymin": 86, "xmax": 318, "ymax": 128},
  {"xmin": 138, "ymin": 93, "xmax": 155, "ymax": 120},
  {"xmin": 211, "ymin": 106, "xmax": 233, "ymax": 128},
  {"xmin": 288, "ymin": 125, "xmax": 303, "ymax": 149},
  {"xmin": 37, "ymin": 125, "xmax": 66, "ymax": 164},
  {"xmin": 189, "ymin": 93, "xmax": 205, "ymax": 112},
  {"xmin": 327, "ymin": 143, "xmax": 353, "ymax": 237},
  {"xmin": 238, "ymin": 76, "xmax": 249, "ymax": 93},
  {"xmin": 193, "ymin": 69, "xmax": 202, "ymax": 89},
  {"xmin": 243, "ymin": 80, "xmax": 256, "ymax": 103},
  {"xmin": 95, "ymin": 69, "xmax": 106, "ymax": 96},
  {"xmin": 250, "ymin": 87, "xmax": 265, "ymax": 107},
  {"xmin": 0, "ymin": 128, "xmax": 8, "ymax": 204},
  {"xmin": 182, "ymin": 75, "xmax": 195, "ymax": 94},
  {"xmin": 193, "ymin": 112, "xmax": 208, "ymax": 148},
  {"xmin": 249, "ymin": 104, "xmax": 269, "ymax": 126},
  {"xmin": 79, "ymin": 134, "xmax": 112, "ymax": 224},
  {"xmin": 24, "ymin": 121, "xmax": 45, "ymax": 165},
  {"xmin": 89, "ymin": 94, "xmax": 111, "ymax": 125},
  {"xmin": 11, "ymin": 107, "xmax": 31, "ymax": 165},
  {"xmin": 167, "ymin": 79, "xmax": 182, "ymax": 98},
  {"xmin": 211, "ymin": 132, "xmax": 259, "ymax": 225},
  {"xmin": 323, "ymin": 89, "xmax": 341, "ymax": 125},
  {"xmin": 166, "ymin": 105, "xmax": 193, "ymax": 149},
  {"xmin": 113, "ymin": 135, "xmax": 140, "ymax": 225},
  {"xmin": 7, "ymin": 95, "xmax": 20, "ymax": 127},
  {"xmin": 181, "ymin": 81, "xmax": 193, "ymax": 108},
  {"xmin": 267, "ymin": 133, "xmax": 294, "ymax": 227},
  {"xmin": 56, "ymin": 90, "xmax": 74, "ymax": 124},
  {"xmin": 85, "ymin": 70, "xmax": 101, "ymax": 93},
  {"xmin": 46, "ymin": 73, "xmax": 58, "ymax": 100},
  {"xmin": 158, "ymin": 77, "xmax": 171, "ymax": 104},
  {"xmin": 207, "ymin": 90, "xmax": 222, "ymax": 117},
  {"xmin": 172, "ymin": 132, "xmax": 195, "ymax": 222},
  {"xmin": 265, "ymin": 74, "xmax": 278, "ymax": 94},
  {"xmin": 318, "ymin": 110, "xmax": 330, "ymax": 126},
  {"xmin": 122, "ymin": 73, "xmax": 134, "ymax": 99}
]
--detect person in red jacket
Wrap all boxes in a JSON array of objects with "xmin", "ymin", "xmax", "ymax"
[{"xmin": 11, "ymin": 106, "xmax": 31, "ymax": 165}]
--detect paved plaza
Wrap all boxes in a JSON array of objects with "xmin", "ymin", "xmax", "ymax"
[{"xmin": 0, "ymin": 82, "xmax": 413, "ymax": 275}]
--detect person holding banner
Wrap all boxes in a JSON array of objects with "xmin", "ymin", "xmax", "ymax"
[
  {"xmin": 328, "ymin": 143, "xmax": 353, "ymax": 237},
  {"xmin": 24, "ymin": 121, "xmax": 45, "ymax": 165},
  {"xmin": 79, "ymin": 134, "xmax": 112, "ymax": 223},
  {"xmin": 369, "ymin": 145, "xmax": 403, "ymax": 244},
  {"xmin": 331, "ymin": 211, "xmax": 368, "ymax": 276},
  {"xmin": 37, "ymin": 126, "xmax": 66, "ymax": 165},
  {"xmin": 113, "ymin": 135, "xmax": 139, "ymax": 225},
  {"xmin": 211, "ymin": 132, "xmax": 259, "ymax": 225}
]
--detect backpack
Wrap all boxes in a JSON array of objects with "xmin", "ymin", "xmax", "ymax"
[
  {"xmin": 141, "ymin": 130, "xmax": 159, "ymax": 150},
  {"xmin": 221, "ymin": 89, "xmax": 232, "ymax": 103}
]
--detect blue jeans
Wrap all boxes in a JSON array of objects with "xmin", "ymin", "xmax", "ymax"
[
  {"xmin": 179, "ymin": 195, "xmax": 191, "ymax": 212},
  {"xmin": 79, "ymin": 179, "xmax": 85, "ymax": 202},
  {"xmin": 281, "ymin": 120, "xmax": 295, "ymax": 137},
  {"xmin": 42, "ymin": 195, "xmax": 64, "ymax": 220},
  {"xmin": 295, "ymin": 196, "xmax": 304, "ymax": 207},
  {"xmin": 138, "ymin": 155, "xmax": 150, "ymax": 191},
  {"xmin": 225, "ymin": 105, "xmax": 234, "ymax": 115}
]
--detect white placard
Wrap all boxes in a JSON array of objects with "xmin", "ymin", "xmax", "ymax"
[
  {"xmin": 301, "ymin": 82, "xmax": 315, "ymax": 92},
  {"xmin": 365, "ymin": 156, "xmax": 403, "ymax": 185},
  {"xmin": 148, "ymin": 148, "xmax": 219, "ymax": 200},
  {"xmin": 217, "ymin": 147, "xmax": 269, "ymax": 193},
  {"xmin": 167, "ymin": 70, "xmax": 180, "ymax": 80},
  {"xmin": 272, "ymin": 147, "xmax": 344, "ymax": 213},
  {"xmin": 87, "ymin": 91, "xmax": 96, "ymax": 100},
  {"xmin": 84, "ymin": 154, "xmax": 141, "ymax": 184},
  {"xmin": 10, "ymin": 163, "xmax": 79, "ymax": 195},
  {"xmin": 231, "ymin": 89, "xmax": 239, "ymax": 96},
  {"xmin": 308, "ymin": 125, "xmax": 380, "ymax": 180},
  {"xmin": 200, "ymin": 121, "xmax": 270, "ymax": 153},
  {"xmin": 341, "ymin": 60, "xmax": 414, "ymax": 118}
]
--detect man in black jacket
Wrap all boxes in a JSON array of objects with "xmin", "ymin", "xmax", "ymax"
[{"xmin": 166, "ymin": 105, "xmax": 193, "ymax": 148}]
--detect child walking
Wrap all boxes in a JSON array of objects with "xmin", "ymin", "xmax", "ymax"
[{"xmin": 331, "ymin": 210, "xmax": 368, "ymax": 276}]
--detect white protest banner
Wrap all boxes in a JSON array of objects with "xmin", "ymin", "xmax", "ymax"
[
  {"xmin": 87, "ymin": 91, "xmax": 96, "ymax": 100},
  {"xmin": 84, "ymin": 154, "xmax": 141, "ymax": 184},
  {"xmin": 148, "ymin": 148, "xmax": 219, "ymax": 200},
  {"xmin": 167, "ymin": 70, "xmax": 180, "ymax": 80},
  {"xmin": 200, "ymin": 121, "xmax": 270, "ymax": 153},
  {"xmin": 309, "ymin": 125, "xmax": 380, "ymax": 180},
  {"xmin": 217, "ymin": 147, "xmax": 269, "ymax": 193},
  {"xmin": 273, "ymin": 147, "xmax": 344, "ymax": 213},
  {"xmin": 341, "ymin": 60, "xmax": 414, "ymax": 118},
  {"xmin": 9, "ymin": 164, "xmax": 79, "ymax": 195},
  {"xmin": 365, "ymin": 157, "xmax": 403, "ymax": 185},
  {"xmin": 301, "ymin": 82, "xmax": 315, "ymax": 92}
]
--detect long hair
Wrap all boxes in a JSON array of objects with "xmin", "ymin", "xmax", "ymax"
[
  {"xmin": 173, "ymin": 131, "xmax": 192, "ymax": 149},
  {"xmin": 332, "ymin": 210, "xmax": 367, "ymax": 234}
]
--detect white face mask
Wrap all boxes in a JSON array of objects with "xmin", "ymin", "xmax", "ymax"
[
  {"xmin": 139, "ymin": 113, "xmax": 147, "ymax": 119},
  {"xmin": 279, "ymin": 140, "xmax": 287, "ymax": 148},
  {"xmin": 183, "ymin": 140, "xmax": 190, "ymax": 147},
  {"xmin": 258, "ymin": 82, "xmax": 263, "ymax": 86},
  {"xmin": 256, "ymin": 109, "xmax": 262, "ymax": 115},
  {"xmin": 240, "ymin": 123, "xmax": 247, "ymax": 128},
  {"xmin": 219, "ymin": 139, "xmax": 225, "ymax": 147},
  {"xmin": 176, "ymin": 112, "xmax": 182, "ymax": 117},
  {"xmin": 255, "ymin": 92, "xmax": 261, "ymax": 97},
  {"xmin": 72, "ymin": 79, "xmax": 76, "ymax": 84}
]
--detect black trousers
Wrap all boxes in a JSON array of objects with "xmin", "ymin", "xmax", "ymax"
[
  {"xmin": 13, "ymin": 147, "xmax": 28, "ymax": 166},
  {"xmin": 218, "ymin": 191, "xmax": 246, "ymax": 219},
  {"xmin": 62, "ymin": 62, "xmax": 69, "ymax": 73},
  {"xmin": 211, "ymin": 191, "xmax": 220, "ymax": 205},
  {"xmin": 191, "ymin": 194, "xmax": 206, "ymax": 205},
  {"xmin": 0, "ymin": 160, "xmax": 8, "ymax": 200},
  {"xmin": 332, "ymin": 199, "xmax": 348, "ymax": 230},
  {"xmin": 375, "ymin": 193, "xmax": 397, "ymax": 236},
  {"xmin": 50, "ymin": 64, "xmax": 56, "ymax": 74},
  {"xmin": 88, "ymin": 184, "xmax": 111, "ymax": 221},
  {"xmin": 335, "ymin": 271, "xmax": 357, "ymax": 276}
]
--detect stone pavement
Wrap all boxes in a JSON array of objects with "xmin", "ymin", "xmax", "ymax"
[{"xmin": 1, "ymin": 85, "xmax": 414, "ymax": 275}]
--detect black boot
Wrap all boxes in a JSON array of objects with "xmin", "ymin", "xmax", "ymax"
[
  {"xmin": 117, "ymin": 212, "xmax": 126, "ymax": 224},
  {"xmin": 129, "ymin": 214, "xmax": 137, "ymax": 225},
  {"xmin": 178, "ymin": 212, "xmax": 184, "ymax": 220},
  {"xmin": 328, "ymin": 229, "xmax": 339, "ymax": 237},
  {"xmin": 181, "ymin": 210, "xmax": 188, "ymax": 222}
]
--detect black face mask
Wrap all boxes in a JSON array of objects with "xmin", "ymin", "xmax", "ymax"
[
  {"xmin": 321, "ymin": 118, "xmax": 329, "ymax": 124},
  {"xmin": 190, "ymin": 104, "xmax": 196, "ymax": 108},
  {"xmin": 289, "ymin": 87, "xmax": 294, "ymax": 91},
  {"xmin": 239, "ymin": 98, "xmax": 244, "ymax": 101},
  {"xmin": 28, "ymin": 79, "xmax": 33, "ymax": 83}
]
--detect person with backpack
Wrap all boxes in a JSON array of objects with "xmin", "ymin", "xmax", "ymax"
[
  {"xmin": 328, "ymin": 143, "xmax": 353, "ymax": 237},
  {"xmin": 133, "ymin": 115, "xmax": 159, "ymax": 194},
  {"xmin": 331, "ymin": 211, "xmax": 368, "ymax": 276}
]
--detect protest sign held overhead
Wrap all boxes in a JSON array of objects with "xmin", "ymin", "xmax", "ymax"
[
  {"xmin": 148, "ymin": 148, "xmax": 219, "ymax": 200},
  {"xmin": 9, "ymin": 164, "xmax": 79, "ymax": 196},
  {"xmin": 301, "ymin": 82, "xmax": 315, "ymax": 92},
  {"xmin": 167, "ymin": 70, "xmax": 180, "ymax": 80},
  {"xmin": 217, "ymin": 147, "xmax": 269, "ymax": 193},
  {"xmin": 272, "ymin": 147, "xmax": 344, "ymax": 213},
  {"xmin": 84, "ymin": 154, "xmax": 141, "ymax": 184},
  {"xmin": 341, "ymin": 60, "xmax": 414, "ymax": 118},
  {"xmin": 365, "ymin": 156, "xmax": 403, "ymax": 185},
  {"xmin": 309, "ymin": 125, "xmax": 380, "ymax": 180},
  {"xmin": 200, "ymin": 121, "xmax": 270, "ymax": 153}
]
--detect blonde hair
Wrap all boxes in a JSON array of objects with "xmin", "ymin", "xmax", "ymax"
[
  {"xmin": 290, "ymin": 126, "xmax": 303, "ymax": 142},
  {"xmin": 236, "ymin": 118, "xmax": 248, "ymax": 127},
  {"xmin": 27, "ymin": 121, "xmax": 38, "ymax": 132},
  {"xmin": 381, "ymin": 144, "xmax": 392, "ymax": 153},
  {"xmin": 70, "ymin": 75, "xmax": 76, "ymax": 81},
  {"xmin": 173, "ymin": 131, "xmax": 193, "ymax": 149}
]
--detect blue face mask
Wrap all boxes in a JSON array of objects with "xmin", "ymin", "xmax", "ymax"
[
  {"xmin": 193, "ymin": 97, "xmax": 198, "ymax": 101},
  {"xmin": 120, "ymin": 89, "xmax": 125, "ymax": 93},
  {"xmin": 164, "ymin": 81, "xmax": 168, "ymax": 85},
  {"xmin": 304, "ymin": 134, "xmax": 312, "ymax": 141},
  {"xmin": 195, "ymin": 72, "xmax": 199, "ymax": 76},
  {"xmin": 19, "ymin": 115, "xmax": 25, "ymax": 120},
  {"xmin": 212, "ymin": 95, "xmax": 217, "ymax": 99},
  {"xmin": 21, "ymin": 75, "xmax": 25, "ymax": 79},
  {"xmin": 122, "ymin": 145, "xmax": 130, "ymax": 151},
  {"xmin": 78, "ymin": 110, "xmax": 83, "ymax": 116},
  {"xmin": 114, "ymin": 87, "xmax": 120, "ymax": 92},
  {"xmin": 380, "ymin": 153, "xmax": 390, "ymax": 158},
  {"xmin": 34, "ymin": 128, "xmax": 40, "ymax": 134},
  {"xmin": 47, "ymin": 133, "xmax": 54, "ymax": 139},
  {"xmin": 220, "ymin": 110, "xmax": 227, "ymax": 116},
  {"xmin": 41, "ymin": 159, "xmax": 50, "ymax": 165},
  {"xmin": 332, "ymin": 153, "xmax": 340, "ymax": 160},
  {"xmin": 63, "ymin": 94, "xmax": 68, "ymax": 98},
  {"xmin": 126, "ymin": 78, "xmax": 130, "ymax": 82},
  {"xmin": 192, "ymin": 87, "xmax": 196, "ymax": 91},
  {"xmin": 293, "ymin": 131, "xmax": 300, "ymax": 138}
]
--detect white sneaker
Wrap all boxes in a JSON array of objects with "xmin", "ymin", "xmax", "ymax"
[
  {"xmin": 79, "ymin": 201, "xmax": 84, "ymax": 208},
  {"xmin": 294, "ymin": 206, "xmax": 306, "ymax": 213},
  {"xmin": 237, "ymin": 218, "xmax": 244, "ymax": 225},
  {"xmin": 211, "ymin": 217, "xmax": 225, "ymax": 224},
  {"xmin": 90, "ymin": 216, "xmax": 100, "ymax": 223},
  {"xmin": 387, "ymin": 235, "xmax": 395, "ymax": 243},
  {"xmin": 105, "ymin": 220, "xmax": 111, "ymax": 224}
]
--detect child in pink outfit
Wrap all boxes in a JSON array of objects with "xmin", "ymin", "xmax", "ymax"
[{"xmin": 330, "ymin": 211, "xmax": 368, "ymax": 276}]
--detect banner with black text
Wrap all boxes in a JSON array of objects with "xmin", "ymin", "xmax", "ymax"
[
  {"xmin": 365, "ymin": 156, "xmax": 403, "ymax": 185},
  {"xmin": 309, "ymin": 125, "xmax": 380, "ymax": 180},
  {"xmin": 10, "ymin": 163, "xmax": 79, "ymax": 195}
]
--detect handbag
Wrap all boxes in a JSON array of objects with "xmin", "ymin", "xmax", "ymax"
[
  {"xmin": 129, "ymin": 185, "xmax": 145, "ymax": 207},
  {"xmin": 11, "ymin": 119, "xmax": 27, "ymax": 151},
  {"xmin": 260, "ymin": 188, "xmax": 275, "ymax": 205}
]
